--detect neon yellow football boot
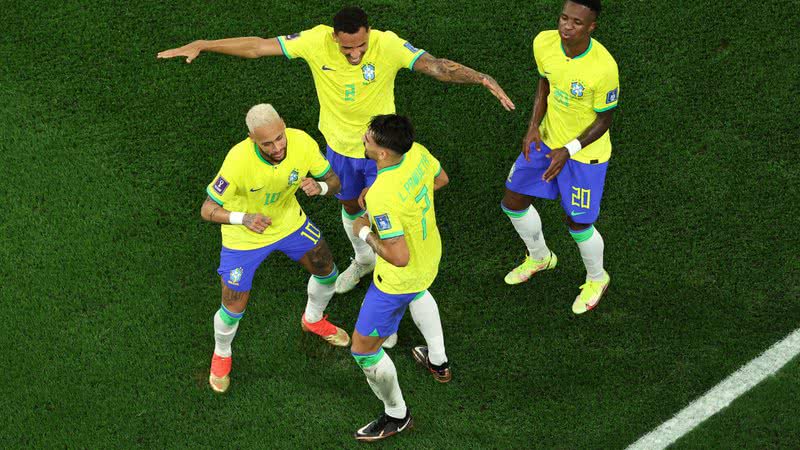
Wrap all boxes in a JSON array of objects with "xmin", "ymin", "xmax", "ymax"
[
  {"xmin": 504, "ymin": 251, "xmax": 557, "ymax": 285},
  {"xmin": 572, "ymin": 271, "xmax": 611, "ymax": 314}
]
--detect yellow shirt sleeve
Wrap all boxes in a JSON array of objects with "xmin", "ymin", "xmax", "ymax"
[
  {"xmin": 381, "ymin": 31, "xmax": 426, "ymax": 71},
  {"xmin": 593, "ymin": 61, "xmax": 620, "ymax": 112},
  {"xmin": 307, "ymin": 138, "xmax": 332, "ymax": 179},
  {"xmin": 533, "ymin": 32, "xmax": 547, "ymax": 77},
  {"xmin": 277, "ymin": 25, "xmax": 327, "ymax": 60},
  {"xmin": 367, "ymin": 192, "xmax": 404, "ymax": 239},
  {"xmin": 206, "ymin": 154, "xmax": 241, "ymax": 206}
]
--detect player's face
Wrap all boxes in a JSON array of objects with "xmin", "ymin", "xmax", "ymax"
[
  {"xmin": 362, "ymin": 131, "xmax": 384, "ymax": 161},
  {"xmin": 334, "ymin": 27, "xmax": 370, "ymax": 65},
  {"xmin": 558, "ymin": 1, "xmax": 596, "ymax": 45},
  {"xmin": 250, "ymin": 120, "xmax": 288, "ymax": 163}
]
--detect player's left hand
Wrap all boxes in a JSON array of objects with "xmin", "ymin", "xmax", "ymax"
[
  {"xmin": 300, "ymin": 177, "xmax": 323, "ymax": 196},
  {"xmin": 480, "ymin": 75, "xmax": 516, "ymax": 111},
  {"xmin": 542, "ymin": 148, "xmax": 569, "ymax": 182},
  {"xmin": 353, "ymin": 216, "xmax": 371, "ymax": 236}
]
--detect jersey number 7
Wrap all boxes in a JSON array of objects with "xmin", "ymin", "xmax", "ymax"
[{"xmin": 414, "ymin": 186, "xmax": 431, "ymax": 240}]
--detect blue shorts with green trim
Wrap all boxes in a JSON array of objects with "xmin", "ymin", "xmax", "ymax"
[
  {"xmin": 217, "ymin": 219, "xmax": 322, "ymax": 292},
  {"xmin": 505, "ymin": 141, "xmax": 608, "ymax": 224},
  {"xmin": 326, "ymin": 146, "xmax": 377, "ymax": 201},
  {"xmin": 355, "ymin": 282, "xmax": 422, "ymax": 338}
]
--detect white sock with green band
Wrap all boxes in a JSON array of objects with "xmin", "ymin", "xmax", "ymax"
[
  {"xmin": 570, "ymin": 225, "xmax": 605, "ymax": 281},
  {"xmin": 409, "ymin": 291, "xmax": 447, "ymax": 366},
  {"xmin": 214, "ymin": 306, "xmax": 243, "ymax": 357},
  {"xmin": 341, "ymin": 207, "xmax": 375, "ymax": 265},
  {"xmin": 501, "ymin": 204, "xmax": 550, "ymax": 260},
  {"xmin": 354, "ymin": 349, "xmax": 407, "ymax": 418},
  {"xmin": 304, "ymin": 266, "xmax": 338, "ymax": 323}
]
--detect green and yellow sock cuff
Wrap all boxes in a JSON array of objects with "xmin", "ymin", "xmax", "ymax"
[
  {"xmin": 341, "ymin": 206, "xmax": 365, "ymax": 221},
  {"xmin": 569, "ymin": 225, "xmax": 595, "ymax": 243},
  {"xmin": 352, "ymin": 348, "xmax": 385, "ymax": 368},
  {"xmin": 501, "ymin": 204, "xmax": 529, "ymax": 219},
  {"xmin": 219, "ymin": 304, "xmax": 244, "ymax": 326},
  {"xmin": 312, "ymin": 265, "xmax": 339, "ymax": 285}
]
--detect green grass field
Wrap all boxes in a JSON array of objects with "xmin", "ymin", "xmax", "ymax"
[{"xmin": 2, "ymin": 0, "xmax": 798, "ymax": 448}]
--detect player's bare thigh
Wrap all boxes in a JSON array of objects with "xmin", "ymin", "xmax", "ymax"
[
  {"xmin": 502, "ymin": 187, "xmax": 533, "ymax": 211},
  {"xmin": 351, "ymin": 329, "xmax": 387, "ymax": 355},
  {"xmin": 297, "ymin": 238, "xmax": 336, "ymax": 277},
  {"xmin": 220, "ymin": 278, "xmax": 250, "ymax": 313}
]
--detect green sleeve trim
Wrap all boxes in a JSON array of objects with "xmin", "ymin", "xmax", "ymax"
[
  {"xmin": 311, "ymin": 164, "xmax": 331, "ymax": 179},
  {"xmin": 435, "ymin": 165, "xmax": 442, "ymax": 177},
  {"xmin": 206, "ymin": 187, "xmax": 224, "ymax": 206},
  {"xmin": 379, "ymin": 230, "xmax": 404, "ymax": 239},
  {"xmin": 408, "ymin": 50, "xmax": 426, "ymax": 71},
  {"xmin": 537, "ymin": 69, "xmax": 546, "ymax": 78},
  {"xmin": 594, "ymin": 103, "xmax": 618, "ymax": 113},
  {"xmin": 277, "ymin": 36, "xmax": 292, "ymax": 59}
]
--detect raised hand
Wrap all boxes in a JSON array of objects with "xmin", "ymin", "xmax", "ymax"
[{"xmin": 480, "ymin": 75, "xmax": 516, "ymax": 111}]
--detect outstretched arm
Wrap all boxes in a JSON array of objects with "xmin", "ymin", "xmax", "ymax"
[
  {"xmin": 412, "ymin": 53, "xmax": 515, "ymax": 111},
  {"xmin": 157, "ymin": 37, "xmax": 284, "ymax": 63}
]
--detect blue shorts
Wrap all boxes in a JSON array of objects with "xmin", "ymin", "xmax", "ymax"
[
  {"xmin": 355, "ymin": 283, "xmax": 424, "ymax": 338},
  {"xmin": 505, "ymin": 142, "xmax": 608, "ymax": 224},
  {"xmin": 217, "ymin": 219, "xmax": 322, "ymax": 292},
  {"xmin": 326, "ymin": 145, "xmax": 377, "ymax": 201}
]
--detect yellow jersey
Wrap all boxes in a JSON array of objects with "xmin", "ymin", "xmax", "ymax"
[
  {"xmin": 206, "ymin": 128, "xmax": 331, "ymax": 250},
  {"xmin": 278, "ymin": 25, "xmax": 426, "ymax": 158},
  {"xmin": 534, "ymin": 30, "xmax": 619, "ymax": 164},
  {"xmin": 364, "ymin": 143, "xmax": 442, "ymax": 294}
]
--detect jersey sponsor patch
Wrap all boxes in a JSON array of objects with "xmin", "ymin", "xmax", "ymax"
[
  {"xmin": 606, "ymin": 88, "xmax": 619, "ymax": 104},
  {"xmin": 403, "ymin": 42, "xmax": 419, "ymax": 53},
  {"xmin": 213, "ymin": 176, "xmax": 230, "ymax": 194},
  {"xmin": 285, "ymin": 32, "xmax": 300, "ymax": 40},
  {"xmin": 374, "ymin": 214, "xmax": 392, "ymax": 231}
]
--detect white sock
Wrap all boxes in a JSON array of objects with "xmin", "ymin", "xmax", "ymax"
[
  {"xmin": 304, "ymin": 269, "xmax": 337, "ymax": 323},
  {"xmin": 503, "ymin": 205, "xmax": 550, "ymax": 260},
  {"xmin": 409, "ymin": 291, "xmax": 447, "ymax": 366},
  {"xmin": 213, "ymin": 309, "xmax": 240, "ymax": 358},
  {"xmin": 573, "ymin": 225, "xmax": 605, "ymax": 281},
  {"xmin": 342, "ymin": 208, "xmax": 375, "ymax": 265},
  {"xmin": 363, "ymin": 352, "xmax": 407, "ymax": 419}
]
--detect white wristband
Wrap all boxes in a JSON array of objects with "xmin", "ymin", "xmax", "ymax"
[
  {"xmin": 564, "ymin": 139, "xmax": 582, "ymax": 156},
  {"xmin": 358, "ymin": 227, "xmax": 372, "ymax": 242},
  {"xmin": 318, "ymin": 181, "xmax": 329, "ymax": 196},
  {"xmin": 229, "ymin": 212, "xmax": 245, "ymax": 225}
]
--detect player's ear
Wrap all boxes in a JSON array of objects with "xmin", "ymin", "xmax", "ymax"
[{"xmin": 589, "ymin": 21, "xmax": 597, "ymax": 33}]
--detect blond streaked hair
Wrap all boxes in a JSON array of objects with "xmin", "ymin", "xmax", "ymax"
[{"xmin": 245, "ymin": 104, "xmax": 281, "ymax": 133}]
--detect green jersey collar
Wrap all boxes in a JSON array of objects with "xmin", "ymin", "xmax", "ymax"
[
  {"xmin": 377, "ymin": 154, "xmax": 406, "ymax": 175},
  {"xmin": 561, "ymin": 38, "xmax": 593, "ymax": 60}
]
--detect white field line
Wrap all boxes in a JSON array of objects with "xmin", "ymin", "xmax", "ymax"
[{"xmin": 627, "ymin": 327, "xmax": 800, "ymax": 450}]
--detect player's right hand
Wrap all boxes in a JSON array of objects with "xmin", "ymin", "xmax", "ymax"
[
  {"xmin": 522, "ymin": 127, "xmax": 542, "ymax": 162},
  {"xmin": 357, "ymin": 187, "xmax": 370, "ymax": 210},
  {"xmin": 157, "ymin": 41, "xmax": 204, "ymax": 63},
  {"xmin": 243, "ymin": 213, "xmax": 271, "ymax": 234}
]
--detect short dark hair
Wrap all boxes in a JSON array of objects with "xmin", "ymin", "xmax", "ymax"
[
  {"xmin": 567, "ymin": 0, "xmax": 601, "ymax": 16},
  {"xmin": 333, "ymin": 7, "xmax": 369, "ymax": 34},
  {"xmin": 368, "ymin": 115, "xmax": 415, "ymax": 155}
]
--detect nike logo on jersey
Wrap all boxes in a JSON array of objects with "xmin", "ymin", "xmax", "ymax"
[
  {"xmin": 250, "ymin": 187, "xmax": 264, "ymax": 192},
  {"xmin": 322, "ymin": 65, "xmax": 335, "ymax": 71},
  {"xmin": 570, "ymin": 211, "xmax": 587, "ymax": 217}
]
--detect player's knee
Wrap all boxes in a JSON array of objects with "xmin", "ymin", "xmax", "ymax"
[
  {"xmin": 221, "ymin": 286, "xmax": 250, "ymax": 311},
  {"xmin": 340, "ymin": 199, "xmax": 363, "ymax": 216},
  {"xmin": 501, "ymin": 189, "xmax": 530, "ymax": 212}
]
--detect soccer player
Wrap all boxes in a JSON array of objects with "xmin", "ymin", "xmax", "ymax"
[
  {"xmin": 502, "ymin": 0, "xmax": 618, "ymax": 314},
  {"xmin": 201, "ymin": 104, "xmax": 349, "ymax": 394},
  {"xmin": 349, "ymin": 115, "xmax": 450, "ymax": 441},
  {"xmin": 158, "ymin": 7, "xmax": 514, "ymax": 294}
]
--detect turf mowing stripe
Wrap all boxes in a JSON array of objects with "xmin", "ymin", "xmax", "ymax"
[{"xmin": 627, "ymin": 327, "xmax": 800, "ymax": 450}]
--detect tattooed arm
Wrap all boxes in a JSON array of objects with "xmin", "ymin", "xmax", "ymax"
[
  {"xmin": 412, "ymin": 52, "xmax": 515, "ymax": 111},
  {"xmin": 352, "ymin": 216, "xmax": 410, "ymax": 267},
  {"xmin": 200, "ymin": 197, "xmax": 271, "ymax": 233}
]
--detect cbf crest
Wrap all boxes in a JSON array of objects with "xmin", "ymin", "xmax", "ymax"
[
  {"xmin": 288, "ymin": 169, "xmax": 299, "ymax": 185},
  {"xmin": 362, "ymin": 63, "xmax": 376, "ymax": 83},
  {"xmin": 570, "ymin": 81, "xmax": 585, "ymax": 98},
  {"xmin": 229, "ymin": 267, "xmax": 243, "ymax": 285}
]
